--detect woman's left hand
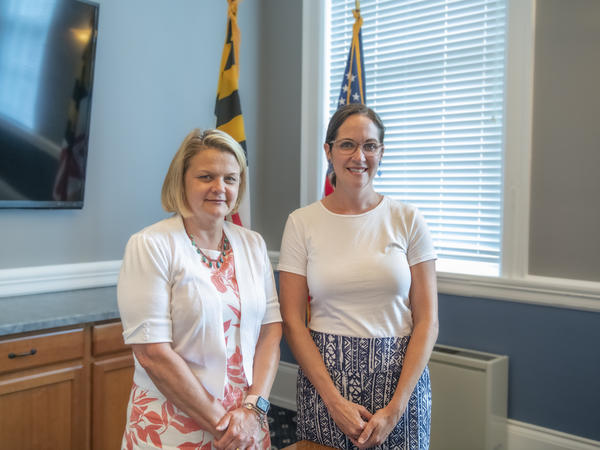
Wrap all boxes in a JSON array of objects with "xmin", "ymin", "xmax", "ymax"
[
  {"xmin": 350, "ymin": 405, "xmax": 402, "ymax": 449},
  {"xmin": 213, "ymin": 407, "xmax": 262, "ymax": 450}
]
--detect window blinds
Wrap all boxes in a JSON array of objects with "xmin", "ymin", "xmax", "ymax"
[{"xmin": 328, "ymin": 0, "xmax": 507, "ymax": 276}]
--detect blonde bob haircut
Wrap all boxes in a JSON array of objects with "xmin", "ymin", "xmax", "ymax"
[{"xmin": 161, "ymin": 128, "xmax": 247, "ymax": 217}]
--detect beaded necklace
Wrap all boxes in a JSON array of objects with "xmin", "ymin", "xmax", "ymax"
[{"xmin": 189, "ymin": 232, "xmax": 230, "ymax": 269}]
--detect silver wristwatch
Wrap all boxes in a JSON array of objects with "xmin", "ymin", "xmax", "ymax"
[{"xmin": 243, "ymin": 394, "xmax": 270, "ymax": 424}]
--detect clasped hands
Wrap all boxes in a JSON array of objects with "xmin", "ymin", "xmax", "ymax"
[
  {"xmin": 212, "ymin": 406, "xmax": 262, "ymax": 450},
  {"xmin": 329, "ymin": 397, "xmax": 400, "ymax": 449}
]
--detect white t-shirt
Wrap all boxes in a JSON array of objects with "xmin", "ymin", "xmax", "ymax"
[{"xmin": 278, "ymin": 196, "xmax": 436, "ymax": 338}]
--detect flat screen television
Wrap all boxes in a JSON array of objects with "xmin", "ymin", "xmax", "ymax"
[{"xmin": 0, "ymin": 0, "xmax": 98, "ymax": 208}]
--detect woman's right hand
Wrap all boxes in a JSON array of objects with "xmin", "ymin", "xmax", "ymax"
[
  {"xmin": 213, "ymin": 407, "xmax": 262, "ymax": 450},
  {"xmin": 327, "ymin": 396, "xmax": 373, "ymax": 441}
]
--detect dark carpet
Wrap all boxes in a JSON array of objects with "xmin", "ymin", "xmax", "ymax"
[{"xmin": 267, "ymin": 404, "xmax": 298, "ymax": 449}]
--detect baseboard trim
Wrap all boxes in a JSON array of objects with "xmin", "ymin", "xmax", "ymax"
[
  {"xmin": 269, "ymin": 362, "xmax": 599, "ymax": 450},
  {"xmin": 0, "ymin": 260, "xmax": 121, "ymax": 298},
  {"xmin": 507, "ymin": 420, "xmax": 600, "ymax": 450}
]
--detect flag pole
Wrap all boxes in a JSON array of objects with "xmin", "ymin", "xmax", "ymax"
[{"xmin": 323, "ymin": 0, "xmax": 366, "ymax": 198}]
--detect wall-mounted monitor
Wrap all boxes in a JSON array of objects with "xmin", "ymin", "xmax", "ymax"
[{"xmin": 0, "ymin": 0, "xmax": 99, "ymax": 208}]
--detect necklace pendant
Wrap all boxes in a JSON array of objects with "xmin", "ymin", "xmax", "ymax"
[{"xmin": 188, "ymin": 232, "xmax": 230, "ymax": 270}]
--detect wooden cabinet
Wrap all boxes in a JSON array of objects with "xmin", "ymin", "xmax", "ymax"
[
  {"xmin": 0, "ymin": 328, "xmax": 87, "ymax": 449},
  {"xmin": 0, "ymin": 321, "xmax": 134, "ymax": 450},
  {"xmin": 91, "ymin": 322, "xmax": 134, "ymax": 450},
  {"xmin": 0, "ymin": 328, "xmax": 85, "ymax": 373}
]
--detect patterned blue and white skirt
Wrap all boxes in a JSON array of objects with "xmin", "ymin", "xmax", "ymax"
[{"xmin": 296, "ymin": 330, "xmax": 431, "ymax": 450}]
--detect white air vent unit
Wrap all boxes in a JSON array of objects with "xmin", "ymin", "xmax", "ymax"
[{"xmin": 429, "ymin": 344, "xmax": 509, "ymax": 450}]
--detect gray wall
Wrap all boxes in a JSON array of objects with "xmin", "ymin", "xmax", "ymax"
[
  {"xmin": 437, "ymin": 294, "xmax": 600, "ymax": 441},
  {"xmin": 254, "ymin": 0, "xmax": 302, "ymax": 250},
  {"xmin": 529, "ymin": 0, "xmax": 600, "ymax": 282},
  {"xmin": 0, "ymin": 0, "xmax": 262, "ymax": 269}
]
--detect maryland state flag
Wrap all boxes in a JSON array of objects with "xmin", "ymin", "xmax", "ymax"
[
  {"xmin": 215, "ymin": 0, "xmax": 250, "ymax": 226},
  {"xmin": 324, "ymin": 2, "xmax": 366, "ymax": 197}
]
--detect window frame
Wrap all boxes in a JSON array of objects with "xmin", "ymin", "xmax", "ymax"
[{"xmin": 298, "ymin": 0, "xmax": 600, "ymax": 312}]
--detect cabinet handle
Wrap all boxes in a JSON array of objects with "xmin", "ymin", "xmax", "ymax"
[{"xmin": 8, "ymin": 349, "xmax": 37, "ymax": 359}]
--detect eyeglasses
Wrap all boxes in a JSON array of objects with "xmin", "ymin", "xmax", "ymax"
[{"xmin": 329, "ymin": 139, "xmax": 383, "ymax": 155}]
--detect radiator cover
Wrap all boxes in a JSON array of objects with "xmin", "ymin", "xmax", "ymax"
[{"xmin": 429, "ymin": 344, "xmax": 509, "ymax": 450}]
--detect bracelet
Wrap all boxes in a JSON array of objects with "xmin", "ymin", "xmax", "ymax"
[{"xmin": 242, "ymin": 402, "xmax": 266, "ymax": 426}]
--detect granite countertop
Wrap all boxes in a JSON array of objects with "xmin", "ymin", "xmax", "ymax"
[{"xmin": 0, "ymin": 286, "xmax": 119, "ymax": 337}]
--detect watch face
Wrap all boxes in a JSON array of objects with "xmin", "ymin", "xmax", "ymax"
[{"xmin": 256, "ymin": 396, "xmax": 270, "ymax": 414}]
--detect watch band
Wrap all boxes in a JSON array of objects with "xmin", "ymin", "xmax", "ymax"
[{"xmin": 244, "ymin": 394, "xmax": 270, "ymax": 415}]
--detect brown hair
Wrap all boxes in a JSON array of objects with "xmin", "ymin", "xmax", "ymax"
[{"xmin": 325, "ymin": 104, "xmax": 385, "ymax": 187}]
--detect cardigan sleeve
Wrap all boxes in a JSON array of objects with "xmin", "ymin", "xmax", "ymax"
[{"xmin": 117, "ymin": 232, "xmax": 173, "ymax": 344}]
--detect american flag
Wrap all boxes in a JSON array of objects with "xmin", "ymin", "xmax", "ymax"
[
  {"xmin": 324, "ymin": 4, "xmax": 366, "ymax": 197},
  {"xmin": 337, "ymin": 7, "xmax": 366, "ymax": 107}
]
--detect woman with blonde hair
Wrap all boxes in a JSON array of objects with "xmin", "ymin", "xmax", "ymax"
[{"xmin": 118, "ymin": 128, "xmax": 281, "ymax": 450}]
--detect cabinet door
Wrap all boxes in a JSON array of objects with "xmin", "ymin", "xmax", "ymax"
[
  {"xmin": 0, "ymin": 363, "xmax": 87, "ymax": 450},
  {"xmin": 92, "ymin": 353, "xmax": 134, "ymax": 450}
]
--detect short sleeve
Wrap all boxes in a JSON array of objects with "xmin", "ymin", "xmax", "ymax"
[
  {"xmin": 117, "ymin": 233, "xmax": 173, "ymax": 344},
  {"xmin": 277, "ymin": 214, "xmax": 308, "ymax": 276},
  {"xmin": 259, "ymin": 235, "xmax": 282, "ymax": 325},
  {"xmin": 406, "ymin": 209, "xmax": 437, "ymax": 266}
]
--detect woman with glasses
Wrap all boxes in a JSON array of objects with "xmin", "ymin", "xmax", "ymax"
[{"xmin": 278, "ymin": 104, "xmax": 438, "ymax": 449}]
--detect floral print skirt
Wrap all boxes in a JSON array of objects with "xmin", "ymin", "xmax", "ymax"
[{"xmin": 121, "ymin": 380, "xmax": 270, "ymax": 450}]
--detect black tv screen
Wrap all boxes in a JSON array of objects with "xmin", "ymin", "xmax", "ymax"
[{"xmin": 0, "ymin": 0, "xmax": 98, "ymax": 208}]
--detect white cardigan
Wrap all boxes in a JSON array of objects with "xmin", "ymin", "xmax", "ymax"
[{"xmin": 117, "ymin": 215, "xmax": 281, "ymax": 399}]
